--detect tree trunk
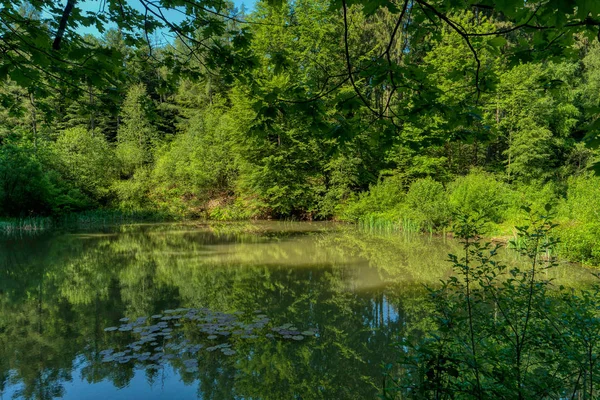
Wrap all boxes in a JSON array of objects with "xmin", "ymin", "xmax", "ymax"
[{"xmin": 29, "ymin": 92, "xmax": 38, "ymax": 151}]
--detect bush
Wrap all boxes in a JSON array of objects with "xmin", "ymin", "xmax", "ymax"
[
  {"xmin": 448, "ymin": 169, "xmax": 509, "ymax": 223},
  {"xmin": 502, "ymin": 182, "xmax": 559, "ymax": 229},
  {"xmin": 112, "ymin": 167, "xmax": 154, "ymax": 211},
  {"xmin": 387, "ymin": 214, "xmax": 600, "ymax": 399},
  {"xmin": 557, "ymin": 222, "xmax": 600, "ymax": 265},
  {"xmin": 558, "ymin": 173, "xmax": 600, "ymax": 223},
  {"xmin": 207, "ymin": 197, "xmax": 261, "ymax": 221},
  {"xmin": 51, "ymin": 127, "xmax": 117, "ymax": 203},
  {"xmin": 516, "ymin": 182, "xmax": 559, "ymax": 213},
  {"xmin": 339, "ymin": 175, "xmax": 405, "ymax": 221},
  {"xmin": 0, "ymin": 142, "xmax": 53, "ymax": 216},
  {"xmin": 404, "ymin": 177, "xmax": 450, "ymax": 230},
  {"xmin": 553, "ymin": 174, "xmax": 600, "ymax": 264}
]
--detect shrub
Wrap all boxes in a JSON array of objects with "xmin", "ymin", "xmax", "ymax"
[
  {"xmin": 557, "ymin": 222, "xmax": 600, "ymax": 265},
  {"xmin": 558, "ymin": 173, "xmax": 600, "ymax": 223},
  {"xmin": 553, "ymin": 174, "xmax": 600, "ymax": 265},
  {"xmin": 207, "ymin": 197, "xmax": 260, "ymax": 221},
  {"xmin": 339, "ymin": 175, "xmax": 405, "ymax": 221},
  {"xmin": 448, "ymin": 169, "xmax": 509, "ymax": 223},
  {"xmin": 51, "ymin": 127, "xmax": 117, "ymax": 203},
  {"xmin": 503, "ymin": 182, "xmax": 560, "ymax": 227},
  {"xmin": 0, "ymin": 142, "xmax": 53, "ymax": 216},
  {"xmin": 112, "ymin": 167, "xmax": 154, "ymax": 211},
  {"xmin": 386, "ymin": 213, "xmax": 600, "ymax": 399},
  {"xmin": 404, "ymin": 177, "xmax": 450, "ymax": 230}
]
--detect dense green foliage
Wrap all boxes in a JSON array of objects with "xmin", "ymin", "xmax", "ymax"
[
  {"xmin": 5, "ymin": 2, "xmax": 600, "ymax": 396},
  {"xmin": 386, "ymin": 212, "xmax": 600, "ymax": 399},
  {"xmin": 2, "ymin": 0, "xmax": 600, "ymax": 263}
]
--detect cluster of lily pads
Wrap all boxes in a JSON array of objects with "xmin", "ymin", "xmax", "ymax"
[
  {"xmin": 100, "ymin": 307, "xmax": 317, "ymax": 372},
  {"xmin": 268, "ymin": 323, "xmax": 315, "ymax": 341}
]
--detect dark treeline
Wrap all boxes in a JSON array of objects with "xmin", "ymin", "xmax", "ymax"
[{"xmin": 2, "ymin": 0, "xmax": 600, "ymax": 263}]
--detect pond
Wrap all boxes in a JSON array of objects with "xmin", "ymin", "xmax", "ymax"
[{"xmin": 0, "ymin": 221, "xmax": 593, "ymax": 399}]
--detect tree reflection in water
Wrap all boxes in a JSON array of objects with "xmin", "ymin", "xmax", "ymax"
[{"xmin": 0, "ymin": 222, "xmax": 589, "ymax": 399}]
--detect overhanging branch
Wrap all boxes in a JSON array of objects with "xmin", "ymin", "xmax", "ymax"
[{"xmin": 53, "ymin": 0, "xmax": 77, "ymax": 50}]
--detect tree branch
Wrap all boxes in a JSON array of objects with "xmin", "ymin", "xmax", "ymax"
[
  {"xmin": 53, "ymin": 0, "xmax": 77, "ymax": 50},
  {"xmin": 416, "ymin": 0, "xmax": 482, "ymax": 102},
  {"xmin": 383, "ymin": 0, "xmax": 410, "ymax": 116},
  {"xmin": 342, "ymin": 0, "xmax": 387, "ymax": 120}
]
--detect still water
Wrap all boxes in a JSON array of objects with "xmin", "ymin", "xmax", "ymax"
[{"xmin": 0, "ymin": 222, "xmax": 592, "ymax": 399}]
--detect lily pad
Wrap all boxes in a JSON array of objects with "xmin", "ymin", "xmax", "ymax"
[
  {"xmin": 241, "ymin": 334, "xmax": 258, "ymax": 339},
  {"xmin": 188, "ymin": 345, "xmax": 203, "ymax": 353}
]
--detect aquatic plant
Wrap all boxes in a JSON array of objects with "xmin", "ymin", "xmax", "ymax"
[
  {"xmin": 100, "ymin": 307, "xmax": 317, "ymax": 372},
  {"xmin": 0, "ymin": 216, "xmax": 53, "ymax": 234}
]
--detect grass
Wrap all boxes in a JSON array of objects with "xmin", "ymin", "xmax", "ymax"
[
  {"xmin": 57, "ymin": 209, "xmax": 172, "ymax": 226},
  {"xmin": 0, "ymin": 216, "xmax": 53, "ymax": 234},
  {"xmin": 0, "ymin": 209, "xmax": 173, "ymax": 236},
  {"xmin": 357, "ymin": 214, "xmax": 423, "ymax": 235}
]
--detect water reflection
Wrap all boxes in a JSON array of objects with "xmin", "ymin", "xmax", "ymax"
[{"xmin": 0, "ymin": 222, "xmax": 593, "ymax": 399}]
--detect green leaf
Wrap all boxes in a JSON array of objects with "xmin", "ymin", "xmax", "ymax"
[{"xmin": 487, "ymin": 36, "xmax": 507, "ymax": 48}]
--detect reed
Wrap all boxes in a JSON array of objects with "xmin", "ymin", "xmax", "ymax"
[
  {"xmin": 57, "ymin": 210, "xmax": 171, "ymax": 227},
  {"xmin": 357, "ymin": 214, "xmax": 423, "ymax": 235},
  {"xmin": 0, "ymin": 216, "xmax": 53, "ymax": 234},
  {"xmin": 0, "ymin": 210, "xmax": 172, "ymax": 236}
]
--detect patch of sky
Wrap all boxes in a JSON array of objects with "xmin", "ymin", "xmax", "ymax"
[{"xmin": 61, "ymin": 0, "xmax": 255, "ymax": 39}]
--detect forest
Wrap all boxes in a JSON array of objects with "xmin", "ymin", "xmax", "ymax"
[
  {"xmin": 2, "ymin": 0, "xmax": 600, "ymax": 266},
  {"xmin": 5, "ymin": 1, "xmax": 600, "ymax": 399}
]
